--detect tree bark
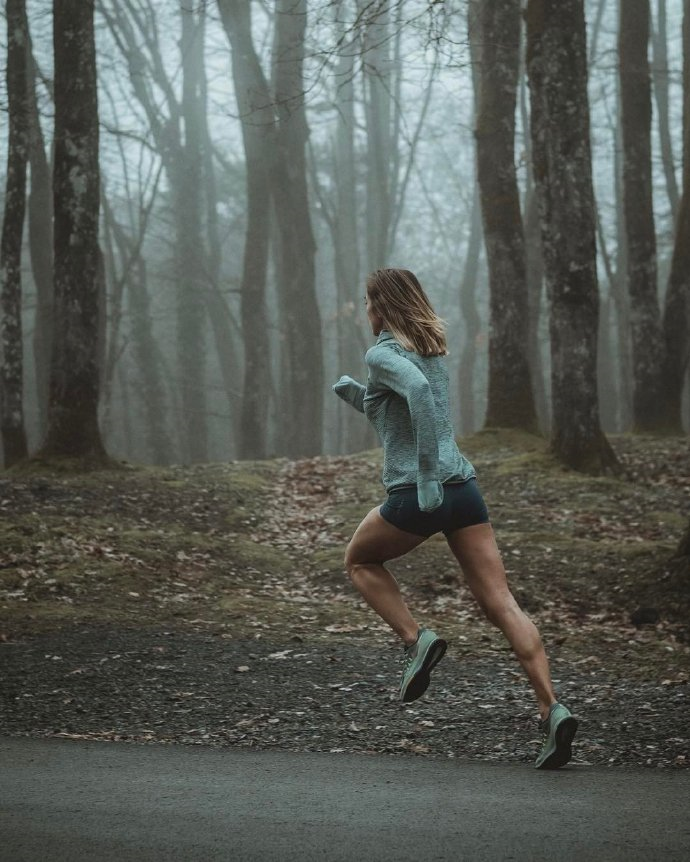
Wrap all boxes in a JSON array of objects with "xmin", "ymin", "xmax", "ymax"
[
  {"xmin": 271, "ymin": 0, "xmax": 323, "ymax": 457},
  {"xmin": 526, "ymin": 0, "xmax": 619, "ymax": 473},
  {"xmin": 0, "ymin": 0, "xmax": 30, "ymax": 466},
  {"xmin": 25, "ymin": 37, "xmax": 53, "ymax": 438},
  {"xmin": 40, "ymin": 0, "xmax": 106, "ymax": 460},
  {"xmin": 360, "ymin": 0, "xmax": 392, "ymax": 272},
  {"xmin": 651, "ymin": 0, "xmax": 680, "ymax": 223},
  {"xmin": 612, "ymin": 81, "xmax": 634, "ymax": 431},
  {"xmin": 177, "ymin": 1, "xmax": 208, "ymax": 462},
  {"xmin": 519, "ymin": 56, "xmax": 548, "ymax": 434},
  {"xmin": 217, "ymin": 0, "xmax": 273, "ymax": 459},
  {"xmin": 333, "ymin": 19, "xmax": 366, "ymax": 453},
  {"xmin": 458, "ymin": 180, "xmax": 483, "ymax": 437},
  {"xmin": 658, "ymin": 0, "xmax": 690, "ymax": 432},
  {"xmin": 619, "ymin": 0, "xmax": 665, "ymax": 430},
  {"xmin": 475, "ymin": 0, "xmax": 537, "ymax": 431},
  {"xmin": 462, "ymin": 0, "xmax": 485, "ymax": 437}
]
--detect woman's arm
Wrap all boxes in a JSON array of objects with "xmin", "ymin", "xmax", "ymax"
[
  {"xmin": 366, "ymin": 346, "xmax": 443, "ymax": 512},
  {"xmin": 332, "ymin": 375, "xmax": 366, "ymax": 413}
]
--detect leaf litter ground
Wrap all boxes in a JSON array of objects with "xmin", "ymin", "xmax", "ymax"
[{"xmin": 0, "ymin": 431, "xmax": 688, "ymax": 768}]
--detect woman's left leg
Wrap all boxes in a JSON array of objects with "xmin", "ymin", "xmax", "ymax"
[{"xmin": 344, "ymin": 505, "xmax": 427, "ymax": 644}]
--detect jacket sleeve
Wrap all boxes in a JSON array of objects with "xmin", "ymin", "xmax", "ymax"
[
  {"xmin": 366, "ymin": 346, "xmax": 443, "ymax": 512},
  {"xmin": 332, "ymin": 375, "xmax": 366, "ymax": 413}
]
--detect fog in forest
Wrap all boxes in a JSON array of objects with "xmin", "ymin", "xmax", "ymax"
[{"xmin": 0, "ymin": 0, "xmax": 688, "ymax": 468}]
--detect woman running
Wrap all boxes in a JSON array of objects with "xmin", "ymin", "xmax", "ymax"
[{"xmin": 333, "ymin": 268, "xmax": 577, "ymax": 769}]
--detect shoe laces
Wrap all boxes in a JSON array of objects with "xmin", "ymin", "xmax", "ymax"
[{"xmin": 401, "ymin": 642, "xmax": 415, "ymax": 675}]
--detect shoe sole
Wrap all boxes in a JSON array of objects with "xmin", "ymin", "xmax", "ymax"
[
  {"xmin": 400, "ymin": 638, "xmax": 447, "ymax": 703},
  {"xmin": 537, "ymin": 716, "xmax": 579, "ymax": 769}
]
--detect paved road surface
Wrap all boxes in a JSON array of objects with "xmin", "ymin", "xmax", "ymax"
[{"xmin": 1, "ymin": 737, "xmax": 689, "ymax": 861}]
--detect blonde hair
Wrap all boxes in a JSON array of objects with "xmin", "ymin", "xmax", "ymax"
[{"xmin": 366, "ymin": 268, "xmax": 448, "ymax": 356}]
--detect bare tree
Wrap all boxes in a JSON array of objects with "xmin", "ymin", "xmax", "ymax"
[
  {"xmin": 619, "ymin": 0, "xmax": 664, "ymax": 431},
  {"xmin": 100, "ymin": 0, "xmax": 244, "ymax": 462},
  {"xmin": 359, "ymin": 0, "xmax": 395, "ymax": 271},
  {"xmin": 39, "ymin": 0, "xmax": 107, "ymax": 460},
  {"xmin": 272, "ymin": 0, "xmax": 323, "ymax": 456},
  {"xmin": 217, "ymin": 0, "xmax": 273, "ymax": 459},
  {"xmin": 0, "ymin": 0, "xmax": 30, "ymax": 466},
  {"xmin": 526, "ymin": 0, "xmax": 619, "ymax": 473},
  {"xmin": 651, "ymin": 0, "xmax": 680, "ymax": 223},
  {"xmin": 25, "ymin": 34, "xmax": 54, "ymax": 437},
  {"xmin": 659, "ymin": 0, "xmax": 690, "ymax": 432},
  {"xmin": 101, "ymin": 160, "xmax": 173, "ymax": 463},
  {"xmin": 474, "ymin": 0, "xmax": 537, "ymax": 431}
]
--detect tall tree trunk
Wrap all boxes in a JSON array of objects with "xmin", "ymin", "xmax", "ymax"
[
  {"xmin": 595, "ymin": 208, "xmax": 621, "ymax": 432},
  {"xmin": 271, "ymin": 0, "xmax": 323, "ymax": 457},
  {"xmin": 331, "ymin": 5, "xmax": 370, "ymax": 453},
  {"xmin": 612, "ymin": 83, "xmax": 633, "ymax": 431},
  {"xmin": 130, "ymin": 251, "xmax": 173, "ymax": 464},
  {"xmin": 25, "ymin": 39, "xmax": 53, "ymax": 438},
  {"xmin": 651, "ymin": 0, "xmax": 680, "ymax": 223},
  {"xmin": 360, "ymin": 0, "xmax": 392, "ymax": 271},
  {"xmin": 217, "ymin": 0, "xmax": 272, "ymax": 459},
  {"xmin": 526, "ymin": 0, "xmax": 619, "ymax": 473},
  {"xmin": 40, "ymin": 0, "xmax": 106, "ymax": 460},
  {"xmin": 199, "ymin": 21, "xmax": 242, "ymax": 458},
  {"xmin": 475, "ymin": 0, "xmax": 537, "ymax": 431},
  {"xmin": 520, "ymin": 61, "xmax": 548, "ymax": 434},
  {"xmin": 100, "ymin": 195, "xmax": 127, "ymax": 442},
  {"xmin": 462, "ymin": 0, "xmax": 485, "ymax": 437},
  {"xmin": 0, "ymin": 0, "xmax": 30, "ymax": 466},
  {"xmin": 177, "ymin": 1, "xmax": 208, "ymax": 462},
  {"xmin": 658, "ymin": 0, "xmax": 690, "ymax": 432},
  {"xmin": 458, "ymin": 181, "xmax": 483, "ymax": 437},
  {"xmin": 619, "ymin": 0, "xmax": 664, "ymax": 430},
  {"xmin": 524, "ymin": 187, "xmax": 548, "ymax": 430}
]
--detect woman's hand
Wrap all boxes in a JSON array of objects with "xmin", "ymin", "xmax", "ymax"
[
  {"xmin": 332, "ymin": 376, "xmax": 366, "ymax": 413},
  {"xmin": 418, "ymin": 479, "xmax": 443, "ymax": 512}
]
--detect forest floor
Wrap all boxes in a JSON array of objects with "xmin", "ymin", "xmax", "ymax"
[{"xmin": 0, "ymin": 430, "xmax": 688, "ymax": 769}]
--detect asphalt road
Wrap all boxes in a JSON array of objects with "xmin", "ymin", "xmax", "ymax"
[{"xmin": 1, "ymin": 736, "xmax": 689, "ymax": 861}]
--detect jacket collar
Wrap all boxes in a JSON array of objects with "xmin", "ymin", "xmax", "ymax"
[{"xmin": 376, "ymin": 329, "xmax": 395, "ymax": 344}]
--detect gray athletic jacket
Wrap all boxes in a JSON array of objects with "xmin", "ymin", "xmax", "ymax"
[{"xmin": 332, "ymin": 329, "xmax": 475, "ymax": 511}]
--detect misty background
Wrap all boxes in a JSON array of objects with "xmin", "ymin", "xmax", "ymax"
[{"xmin": 0, "ymin": 0, "xmax": 687, "ymax": 468}]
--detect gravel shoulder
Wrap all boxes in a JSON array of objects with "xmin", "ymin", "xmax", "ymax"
[{"xmin": 1, "ymin": 623, "xmax": 687, "ymax": 768}]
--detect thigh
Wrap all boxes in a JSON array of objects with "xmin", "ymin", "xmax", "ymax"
[
  {"xmin": 445, "ymin": 522, "xmax": 512, "ymax": 606},
  {"xmin": 345, "ymin": 505, "xmax": 428, "ymax": 566}
]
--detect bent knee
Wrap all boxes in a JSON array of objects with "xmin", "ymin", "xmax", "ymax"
[
  {"xmin": 343, "ymin": 547, "xmax": 360, "ymax": 576},
  {"xmin": 481, "ymin": 593, "xmax": 521, "ymax": 626},
  {"xmin": 343, "ymin": 551, "xmax": 373, "ymax": 580}
]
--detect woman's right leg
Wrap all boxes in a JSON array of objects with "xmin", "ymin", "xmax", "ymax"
[{"xmin": 445, "ymin": 522, "xmax": 557, "ymax": 720}]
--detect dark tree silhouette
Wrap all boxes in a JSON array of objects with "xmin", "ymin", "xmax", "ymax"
[
  {"xmin": 620, "ymin": 0, "xmax": 664, "ymax": 430},
  {"xmin": 526, "ymin": 0, "xmax": 619, "ymax": 473},
  {"xmin": 271, "ymin": 0, "xmax": 323, "ymax": 457},
  {"xmin": 0, "ymin": 0, "xmax": 30, "ymax": 466},
  {"xmin": 217, "ymin": 0, "xmax": 273, "ymax": 459},
  {"xmin": 39, "ymin": 0, "xmax": 107, "ymax": 460},
  {"xmin": 474, "ymin": 0, "xmax": 537, "ymax": 432},
  {"xmin": 659, "ymin": 0, "xmax": 690, "ymax": 432}
]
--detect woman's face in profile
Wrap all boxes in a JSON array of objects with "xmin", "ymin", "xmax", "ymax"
[{"xmin": 365, "ymin": 293, "xmax": 384, "ymax": 336}]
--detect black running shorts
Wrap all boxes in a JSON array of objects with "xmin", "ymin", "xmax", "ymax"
[{"xmin": 379, "ymin": 477, "xmax": 490, "ymax": 538}]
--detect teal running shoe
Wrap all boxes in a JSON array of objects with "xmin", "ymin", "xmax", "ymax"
[
  {"xmin": 535, "ymin": 702, "xmax": 578, "ymax": 769},
  {"xmin": 399, "ymin": 627, "xmax": 447, "ymax": 703}
]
